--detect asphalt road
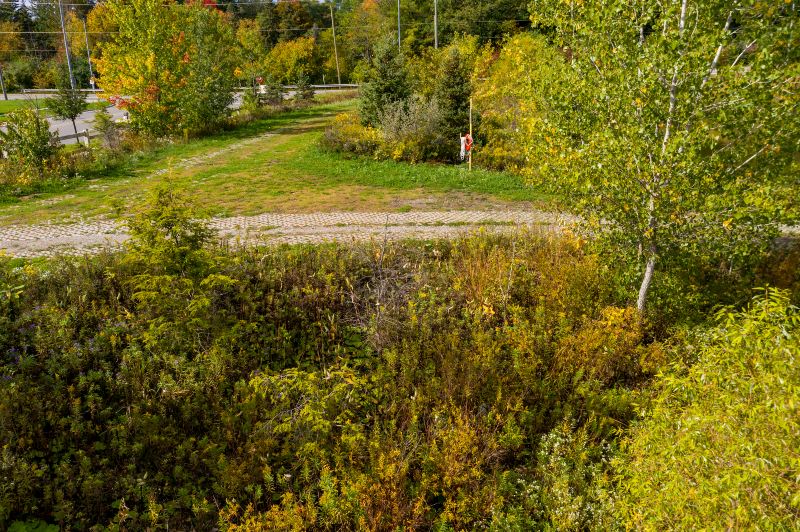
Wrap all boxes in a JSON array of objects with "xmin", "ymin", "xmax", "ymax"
[
  {"xmin": 3, "ymin": 87, "xmax": 352, "ymax": 145},
  {"xmin": 1, "ymin": 93, "xmax": 126, "ymax": 145}
]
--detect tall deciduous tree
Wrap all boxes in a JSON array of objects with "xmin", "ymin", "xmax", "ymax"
[
  {"xmin": 236, "ymin": 18, "xmax": 267, "ymax": 88},
  {"xmin": 95, "ymin": 0, "xmax": 237, "ymax": 137},
  {"xmin": 528, "ymin": 0, "xmax": 799, "ymax": 312},
  {"xmin": 264, "ymin": 35, "xmax": 316, "ymax": 85}
]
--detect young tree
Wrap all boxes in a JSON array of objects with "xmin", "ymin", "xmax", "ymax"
[
  {"xmin": 527, "ymin": 0, "xmax": 799, "ymax": 312},
  {"xmin": 358, "ymin": 37, "xmax": 411, "ymax": 126},
  {"xmin": 92, "ymin": 107, "xmax": 121, "ymax": 149},
  {"xmin": 0, "ymin": 108, "xmax": 59, "ymax": 180},
  {"xmin": 294, "ymin": 72, "xmax": 315, "ymax": 101},
  {"xmin": 46, "ymin": 78, "xmax": 89, "ymax": 137},
  {"xmin": 432, "ymin": 45, "xmax": 476, "ymax": 160}
]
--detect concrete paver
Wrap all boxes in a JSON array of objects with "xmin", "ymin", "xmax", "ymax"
[{"xmin": 0, "ymin": 210, "xmax": 575, "ymax": 258}]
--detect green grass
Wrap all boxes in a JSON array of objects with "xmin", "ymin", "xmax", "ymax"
[{"xmin": 0, "ymin": 99, "xmax": 552, "ymax": 226}]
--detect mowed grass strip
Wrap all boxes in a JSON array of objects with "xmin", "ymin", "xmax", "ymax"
[
  {"xmin": 0, "ymin": 100, "xmax": 551, "ymax": 226},
  {"xmin": 0, "ymin": 103, "xmax": 352, "ymax": 225},
  {"xmin": 187, "ymin": 120, "xmax": 552, "ymax": 217}
]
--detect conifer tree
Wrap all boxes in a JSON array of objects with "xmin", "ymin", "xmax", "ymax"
[
  {"xmin": 432, "ymin": 47, "xmax": 473, "ymax": 159},
  {"xmin": 358, "ymin": 37, "xmax": 411, "ymax": 127}
]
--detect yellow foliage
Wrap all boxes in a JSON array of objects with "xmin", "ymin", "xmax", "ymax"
[
  {"xmin": 555, "ymin": 306, "xmax": 659, "ymax": 384},
  {"xmin": 264, "ymin": 36, "xmax": 315, "ymax": 84},
  {"xmin": 0, "ymin": 21, "xmax": 22, "ymax": 56}
]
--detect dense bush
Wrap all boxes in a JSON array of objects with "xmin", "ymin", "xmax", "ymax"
[
  {"xmin": 1, "ymin": 191, "xmax": 656, "ymax": 529},
  {"xmin": 471, "ymin": 33, "xmax": 561, "ymax": 171},
  {"xmin": 377, "ymin": 97, "xmax": 446, "ymax": 162},
  {"xmin": 0, "ymin": 109, "xmax": 63, "ymax": 185},
  {"xmin": 2, "ymin": 59, "xmax": 37, "ymax": 92},
  {"xmin": 614, "ymin": 289, "xmax": 800, "ymax": 528},
  {"xmin": 320, "ymin": 112, "xmax": 380, "ymax": 156}
]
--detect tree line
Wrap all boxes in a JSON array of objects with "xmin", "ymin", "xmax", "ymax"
[{"xmin": 0, "ymin": 0, "xmax": 531, "ymax": 91}]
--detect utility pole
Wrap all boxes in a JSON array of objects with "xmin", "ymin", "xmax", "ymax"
[
  {"xmin": 397, "ymin": 0, "xmax": 401, "ymax": 51},
  {"xmin": 0, "ymin": 64, "xmax": 7, "ymax": 101},
  {"xmin": 83, "ymin": 19, "xmax": 95, "ymax": 90},
  {"xmin": 329, "ymin": 1, "xmax": 341, "ymax": 85},
  {"xmin": 58, "ymin": 0, "xmax": 76, "ymax": 90},
  {"xmin": 469, "ymin": 97, "xmax": 473, "ymax": 171},
  {"xmin": 434, "ymin": 0, "xmax": 438, "ymax": 49}
]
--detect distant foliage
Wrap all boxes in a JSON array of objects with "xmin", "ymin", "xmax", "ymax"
[
  {"xmin": 264, "ymin": 36, "xmax": 316, "ymax": 85},
  {"xmin": 615, "ymin": 289, "xmax": 800, "ymax": 528}
]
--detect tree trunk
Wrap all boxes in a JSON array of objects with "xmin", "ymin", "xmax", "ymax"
[
  {"xmin": 638, "ymin": 194, "xmax": 658, "ymax": 313},
  {"xmin": 71, "ymin": 118, "xmax": 79, "ymax": 137},
  {"xmin": 637, "ymin": 251, "xmax": 656, "ymax": 313}
]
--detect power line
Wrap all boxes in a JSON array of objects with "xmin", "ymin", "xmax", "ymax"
[{"xmin": 0, "ymin": 20, "xmax": 531, "ymax": 35}]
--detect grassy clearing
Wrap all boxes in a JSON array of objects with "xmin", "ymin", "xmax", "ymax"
[{"xmin": 0, "ymin": 99, "xmax": 551, "ymax": 226}]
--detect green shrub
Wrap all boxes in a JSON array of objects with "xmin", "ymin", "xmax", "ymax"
[
  {"xmin": 321, "ymin": 112, "xmax": 380, "ymax": 156},
  {"xmin": 377, "ymin": 96, "xmax": 447, "ymax": 162},
  {"xmin": 2, "ymin": 59, "xmax": 37, "ymax": 91},
  {"xmin": 614, "ymin": 289, "xmax": 800, "ymax": 529},
  {"xmin": 357, "ymin": 37, "xmax": 411, "ymax": 127},
  {"xmin": 0, "ymin": 109, "xmax": 61, "ymax": 185}
]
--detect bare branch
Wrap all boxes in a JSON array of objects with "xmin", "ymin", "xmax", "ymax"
[
  {"xmin": 702, "ymin": 11, "xmax": 733, "ymax": 88},
  {"xmin": 731, "ymin": 40, "xmax": 757, "ymax": 67},
  {"xmin": 731, "ymin": 144, "xmax": 768, "ymax": 174}
]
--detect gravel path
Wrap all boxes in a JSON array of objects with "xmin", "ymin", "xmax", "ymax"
[{"xmin": 0, "ymin": 210, "xmax": 575, "ymax": 258}]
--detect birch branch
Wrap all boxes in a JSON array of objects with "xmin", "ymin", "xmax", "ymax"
[{"xmin": 702, "ymin": 11, "xmax": 733, "ymax": 88}]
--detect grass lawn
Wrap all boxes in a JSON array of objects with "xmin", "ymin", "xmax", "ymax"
[{"xmin": 0, "ymin": 99, "xmax": 552, "ymax": 226}]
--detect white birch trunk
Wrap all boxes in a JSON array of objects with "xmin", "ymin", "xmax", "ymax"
[{"xmin": 637, "ymin": 252, "xmax": 656, "ymax": 312}]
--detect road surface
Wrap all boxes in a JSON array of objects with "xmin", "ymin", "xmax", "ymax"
[
  {"xmin": 3, "ymin": 88, "xmax": 352, "ymax": 144},
  {"xmin": 1, "ymin": 93, "xmax": 126, "ymax": 145}
]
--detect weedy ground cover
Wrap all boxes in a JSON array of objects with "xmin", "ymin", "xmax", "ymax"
[{"xmin": 1, "ymin": 190, "xmax": 797, "ymax": 529}]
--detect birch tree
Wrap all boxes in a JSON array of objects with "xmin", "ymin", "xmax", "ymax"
[{"xmin": 527, "ymin": 0, "xmax": 799, "ymax": 312}]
